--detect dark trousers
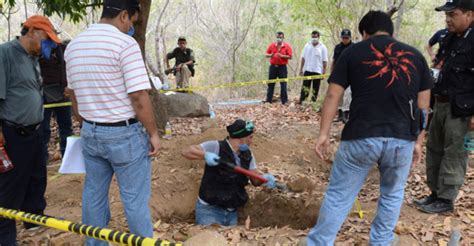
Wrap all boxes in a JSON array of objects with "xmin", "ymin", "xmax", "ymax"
[
  {"xmin": 299, "ymin": 71, "xmax": 321, "ymax": 103},
  {"xmin": 266, "ymin": 65, "xmax": 288, "ymax": 104},
  {"xmin": 0, "ymin": 125, "xmax": 46, "ymax": 244},
  {"xmin": 41, "ymin": 106, "xmax": 73, "ymax": 159}
]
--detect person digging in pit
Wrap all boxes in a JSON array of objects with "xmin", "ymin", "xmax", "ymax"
[{"xmin": 182, "ymin": 119, "xmax": 276, "ymax": 226}]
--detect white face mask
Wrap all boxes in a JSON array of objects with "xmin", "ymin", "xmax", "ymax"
[
  {"xmin": 311, "ymin": 37, "xmax": 319, "ymax": 44},
  {"xmin": 276, "ymin": 38, "xmax": 283, "ymax": 43}
]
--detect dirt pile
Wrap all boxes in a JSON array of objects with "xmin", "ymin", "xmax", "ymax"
[{"xmin": 17, "ymin": 103, "xmax": 474, "ymax": 245}]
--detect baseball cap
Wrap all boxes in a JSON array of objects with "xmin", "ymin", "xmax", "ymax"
[
  {"xmin": 227, "ymin": 119, "xmax": 254, "ymax": 139},
  {"xmin": 435, "ymin": 0, "xmax": 474, "ymax": 12},
  {"xmin": 22, "ymin": 15, "xmax": 61, "ymax": 44},
  {"xmin": 341, "ymin": 29, "xmax": 351, "ymax": 37},
  {"xmin": 104, "ymin": 0, "xmax": 140, "ymax": 12}
]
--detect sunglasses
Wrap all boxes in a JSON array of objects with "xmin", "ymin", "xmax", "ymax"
[{"xmin": 232, "ymin": 121, "xmax": 255, "ymax": 135}]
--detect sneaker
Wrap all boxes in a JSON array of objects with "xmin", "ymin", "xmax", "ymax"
[
  {"xmin": 414, "ymin": 193, "xmax": 437, "ymax": 207},
  {"xmin": 418, "ymin": 199, "xmax": 453, "ymax": 214}
]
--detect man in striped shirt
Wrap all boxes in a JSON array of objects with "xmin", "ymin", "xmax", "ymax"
[{"xmin": 64, "ymin": 0, "xmax": 160, "ymax": 244}]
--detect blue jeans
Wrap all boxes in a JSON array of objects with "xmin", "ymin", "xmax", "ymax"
[
  {"xmin": 195, "ymin": 201, "xmax": 238, "ymax": 226},
  {"xmin": 81, "ymin": 122, "xmax": 153, "ymax": 246},
  {"xmin": 41, "ymin": 106, "xmax": 73, "ymax": 159},
  {"xmin": 307, "ymin": 138, "xmax": 414, "ymax": 246}
]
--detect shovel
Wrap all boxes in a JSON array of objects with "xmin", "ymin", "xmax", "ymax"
[{"xmin": 219, "ymin": 160, "xmax": 289, "ymax": 192}]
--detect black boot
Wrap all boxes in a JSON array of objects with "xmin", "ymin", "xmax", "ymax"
[
  {"xmin": 414, "ymin": 192, "xmax": 437, "ymax": 207},
  {"xmin": 418, "ymin": 199, "xmax": 454, "ymax": 214}
]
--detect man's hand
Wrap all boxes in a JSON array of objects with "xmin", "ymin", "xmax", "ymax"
[
  {"xmin": 262, "ymin": 173, "xmax": 276, "ymax": 189},
  {"xmin": 204, "ymin": 152, "xmax": 220, "ymax": 166},
  {"xmin": 412, "ymin": 143, "xmax": 423, "ymax": 166},
  {"xmin": 299, "ymin": 71, "xmax": 304, "ymax": 76},
  {"xmin": 314, "ymin": 134, "xmax": 331, "ymax": 161},
  {"xmin": 148, "ymin": 133, "xmax": 161, "ymax": 156}
]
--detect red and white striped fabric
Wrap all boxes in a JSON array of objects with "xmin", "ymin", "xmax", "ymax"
[{"xmin": 65, "ymin": 24, "xmax": 151, "ymax": 123}]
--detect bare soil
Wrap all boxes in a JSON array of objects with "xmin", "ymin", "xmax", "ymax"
[{"xmin": 16, "ymin": 103, "xmax": 473, "ymax": 245}]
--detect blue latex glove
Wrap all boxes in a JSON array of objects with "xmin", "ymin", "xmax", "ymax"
[
  {"xmin": 263, "ymin": 173, "xmax": 276, "ymax": 189},
  {"xmin": 204, "ymin": 152, "xmax": 220, "ymax": 166}
]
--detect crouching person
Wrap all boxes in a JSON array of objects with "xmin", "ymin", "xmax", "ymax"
[{"xmin": 182, "ymin": 119, "xmax": 276, "ymax": 226}]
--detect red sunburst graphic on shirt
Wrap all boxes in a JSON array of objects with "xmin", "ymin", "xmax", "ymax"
[{"xmin": 362, "ymin": 43, "xmax": 417, "ymax": 88}]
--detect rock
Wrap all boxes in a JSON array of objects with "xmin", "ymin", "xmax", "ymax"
[
  {"xmin": 184, "ymin": 230, "xmax": 227, "ymax": 246},
  {"xmin": 165, "ymin": 92, "xmax": 210, "ymax": 118}
]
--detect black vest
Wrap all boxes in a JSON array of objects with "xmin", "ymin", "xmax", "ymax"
[
  {"xmin": 435, "ymin": 24, "xmax": 474, "ymax": 117},
  {"xmin": 198, "ymin": 140, "xmax": 251, "ymax": 208}
]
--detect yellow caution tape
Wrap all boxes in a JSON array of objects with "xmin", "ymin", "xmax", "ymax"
[
  {"xmin": 0, "ymin": 208, "xmax": 181, "ymax": 246},
  {"xmin": 42, "ymin": 75, "xmax": 328, "ymax": 108},
  {"xmin": 43, "ymin": 102, "xmax": 72, "ymax": 109},
  {"xmin": 160, "ymin": 74, "xmax": 329, "ymax": 93}
]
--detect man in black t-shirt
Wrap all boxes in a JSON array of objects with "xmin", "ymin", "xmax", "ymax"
[
  {"xmin": 306, "ymin": 11, "xmax": 432, "ymax": 246},
  {"xmin": 332, "ymin": 29, "xmax": 353, "ymax": 123},
  {"xmin": 165, "ymin": 37, "xmax": 195, "ymax": 89}
]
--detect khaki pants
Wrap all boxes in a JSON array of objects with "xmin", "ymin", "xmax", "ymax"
[
  {"xmin": 425, "ymin": 102, "xmax": 470, "ymax": 201},
  {"xmin": 176, "ymin": 64, "xmax": 191, "ymax": 88}
]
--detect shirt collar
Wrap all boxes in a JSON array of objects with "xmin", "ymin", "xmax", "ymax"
[
  {"xmin": 12, "ymin": 38, "xmax": 35, "ymax": 57},
  {"xmin": 274, "ymin": 42, "xmax": 285, "ymax": 47},
  {"xmin": 91, "ymin": 23, "xmax": 123, "ymax": 34}
]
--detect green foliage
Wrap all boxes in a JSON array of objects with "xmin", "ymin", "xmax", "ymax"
[
  {"xmin": 3, "ymin": 0, "xmax": 102, "ymax": 22},
  {"xmin": 38, "ymin": 0, "xmax": 102, "ymax": 22}
]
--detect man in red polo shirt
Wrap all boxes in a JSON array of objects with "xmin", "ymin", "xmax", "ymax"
[{"xmin": 265, "ymin": 31, "xmax": 293, "ymax": 104}]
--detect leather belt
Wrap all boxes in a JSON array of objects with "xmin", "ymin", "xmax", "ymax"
[
  {"xmin": 1, "ymin": 120, "xmax": 41, "ymax": 131},
  {"xmin": 84, "ymin": 118, "xmax": 138, "ymax": 127},
  {"xmin": 435, "ymin": 95, "xmax": 450, "ymax": 103},
  {"xmin": 1, "ymin": 120, "xmax": 41, "ymax": 136},
  {"xmin": 270, "ymin": 64, "xmax": 286, "ymax": 67}
]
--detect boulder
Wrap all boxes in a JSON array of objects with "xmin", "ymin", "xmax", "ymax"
[
  {"xmin": 184, "ymin": 230, "xmax": 228, "ymax": 246},
  {"xmin": 165, "ymin": 92, "xmax": 210, "ymax": 118}
]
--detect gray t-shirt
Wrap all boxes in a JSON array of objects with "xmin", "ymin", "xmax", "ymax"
[
  {"xmin": 0, "ymin": 39, "xmax": 43, "ymax": 125},
  {"xmin": 200, "ymin": 140, "xmax": 257, "ymax": 170}
]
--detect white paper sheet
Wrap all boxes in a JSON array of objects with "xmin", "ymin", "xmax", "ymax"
[{"xmin": 59, "ymin": 136, "xmax": 86, "ymax": 174}]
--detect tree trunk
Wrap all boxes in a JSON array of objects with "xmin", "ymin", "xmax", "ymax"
[
  {"xmin": 135, "ymin": 0, "xmax": 169, "ymax": 132},
  {"xmin": 135, "ymin": 0, "xmax": 151, "ymax": 56}
]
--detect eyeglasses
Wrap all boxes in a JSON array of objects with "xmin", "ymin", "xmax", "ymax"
[{"xmin": 232, "ymin": 121, "xmax": 254, "ymax": 135}]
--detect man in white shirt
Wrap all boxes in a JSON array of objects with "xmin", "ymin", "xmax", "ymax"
[
  {"xmin": 65, "ymin": 0, "xmax": 160, "ymax": 244},
  {"xmin": 299, "ymin": 31, "xmax": 328, "ymax": 104}
]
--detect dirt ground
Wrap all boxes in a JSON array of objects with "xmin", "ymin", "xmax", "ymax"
[{"xmin": 16, "ymin": 103, "xmax": 473, "ymax": 245}]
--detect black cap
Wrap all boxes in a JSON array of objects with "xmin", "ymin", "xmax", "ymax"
[
  {"xmin": 104, "ymin": 0, "xmax": 140, "ymax": 12},
  {"xmin": 226, "ymin": 119, "xmax": 254, "ymax": 139},
  {"xmin": 341, "ymin": 29, "xmax": 351, "ymax": 37},
  {"xmin": 435, "ymin": 0, "xmax": 474, "ymax": 12}
]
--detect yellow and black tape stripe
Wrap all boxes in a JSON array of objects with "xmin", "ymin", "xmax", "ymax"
[{"xmin": 0, "ymin": 208, "xmax": 181, "ymax": 246}]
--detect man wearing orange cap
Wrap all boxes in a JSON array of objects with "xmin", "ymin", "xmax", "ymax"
[{"xmin": 0, "ymin": 15, "xmax": 60, "ymax": 244}]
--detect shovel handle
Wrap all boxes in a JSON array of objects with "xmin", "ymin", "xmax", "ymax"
[
  {"xmin": 220, "ymin": 161, "xmax": 268, "ymax": 183},
  {"xmin": 234, "ymin": 166, "xmax": 268, "ymax": 183}
]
